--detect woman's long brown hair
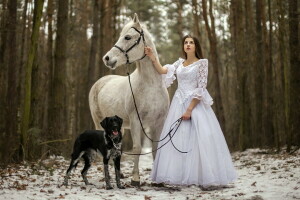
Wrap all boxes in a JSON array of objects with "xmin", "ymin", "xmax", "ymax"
[{"xmin": 181, "ymin": 35, "xmax": 203, "ymax": 59}]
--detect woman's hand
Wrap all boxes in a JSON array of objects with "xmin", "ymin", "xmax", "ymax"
[
  {"xmin": 144, "ymin": 46, "xmax": 155, "ymax": 61},
  {"xmin": 182, "ymin": 110, "xmax": 192, "ymax": 120}
]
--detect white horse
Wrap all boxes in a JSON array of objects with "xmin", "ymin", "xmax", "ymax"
[{"xmin": 89, "ymin": 14, "xmax": 169, "ymax": 185}]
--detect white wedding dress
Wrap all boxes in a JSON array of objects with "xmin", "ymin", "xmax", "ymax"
[{"xmin": 151, "ymin": 58, "xmax": 237, "ymax": 186}]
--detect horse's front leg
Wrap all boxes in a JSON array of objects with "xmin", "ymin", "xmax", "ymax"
[
  {"xmin": 151, "ymin": 119, "xmax": 165, "ymax": 159},
  {"xmin": 130, "ymin": 118, "xmax": 142, "ymax": 187}
]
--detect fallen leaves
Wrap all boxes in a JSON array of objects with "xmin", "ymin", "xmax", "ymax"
[
  {"xmin": 13, "ymin": 181, "xmax": 28, "ymax": 190},
  {"xmin": 0, "ymin": 148, "xmax": 299, "ymax": 199},
  {"xmin": 144, "ymin": 195, "xmax": 151, "ymax": 200}
]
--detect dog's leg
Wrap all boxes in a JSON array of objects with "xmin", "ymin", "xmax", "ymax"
[
  {"xmin": 81, "ymin": 153, "xmax": 92, "ymax": 185},
  {"xmin": 103, "ymin": 158, "xmax": 113, "ymax": 190},
  {"xmin": 63, "ymin": 159, "xmax": 76, "ymax": 186},
  {"xmin": 113, "ymin": 156, "xmax": 125, "ymax": 189}
]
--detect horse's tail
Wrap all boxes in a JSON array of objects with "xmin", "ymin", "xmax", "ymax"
[{"xmin": 88, "ymin": 79, "xmax": 104, "ymax": 130}]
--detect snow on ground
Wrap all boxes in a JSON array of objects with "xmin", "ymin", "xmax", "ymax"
[{"xmin": 0, "ymin": 148, "xmax": 299, "ymax": 200}]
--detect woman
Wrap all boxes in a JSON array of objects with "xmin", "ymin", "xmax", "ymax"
[{"xmin": 144, "ymin": 35, "xmax": 237, "ymax": 187}]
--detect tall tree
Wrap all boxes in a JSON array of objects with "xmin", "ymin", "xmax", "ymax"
[
  {"xmin": 0, "ymin": 0, "xmax": 8, "ymax": 162},
  {"xmin": 87, "ymin": 0, "xmax": 100, "ymax": 91},
  {"xmin": 244, "ymin": 0, "xmax": 256, "ymax": 149},
  {"xmin": 5, "ymin": 0, "xmax": 19, "ymax": 162},
  {"xmin": 274, "ymin": 0, "xmax": 288, "ymax": 151},
  {"xmin": 45, "ymin": 0, "xmax": 54, "ymax": 141},
  {"xmin": 261, "ymin": 0, "xmax": 272, "ymax": 146},
  {"xmin": 192, "ymin": 0, "xmax": 201, "ymax": 40},
  {"xmin": 288, "ymin": 0, "xmax": 299, "ymax": 150},
  {"xmin": 264, "ymin": 0, "xmax": 274, "ymax": 146},
  {"xmin": 255, "ymin": 0, "xmax": 264, "ymax": 147},
  {"xmin": 175, "ymin": 0, "xmax": 184, "ymax": 39},
  {"xmin": 230, "ymin": 0, "xmax": 246, "ymax": 150},
  {"xmin": 20, "ymin": 0, "xmax": 45, "ymax": 160},
  {"xmin": 202, "ymin": 0, "xmax": 226, "ymax": 132},
  {"xmin": 84, "ymin": 0, "xmax": 100, "ymax": 130},
  {"xmin": 48, "ymin": 0, "xmax": 69, "ymax": 154},
  {"xmin": 99, "ymin": 0, "xmax": 114, "ymax": 77}
]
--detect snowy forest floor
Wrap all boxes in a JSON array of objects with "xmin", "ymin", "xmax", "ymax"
[{"xmin": 0, "ymin": 148, "xmax": 299, "ymax": 200}]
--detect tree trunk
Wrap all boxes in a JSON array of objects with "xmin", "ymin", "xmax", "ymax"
[
  {"xmin": 85, "ymin": 0, "xmax": 100, "ymax": 130},
  {"xmin": 230, "ymin": 0, "xmax": 246, "ymax": 150},
  {"xmin": 288, "ymin": 0, "xmax": 299, "ymax": 149},
  {"xmin": 192, "ymin": 0, "xmax": 201, "ymax": 40},
  {"xmin": 243, "ymin": 0, "xmax": 255, "ymax": 149},
  {"xmin": 5, "ymin": 0, "xmax": 19, "ymax": 162},
  {"xmin": 265, "ymin": 0, "xmax": 274, "ymax": 147},
  {"xmin": 20, "ymin": 0, "xmax": 45, "ymax": 160},
  {"xmin": 202, "ymin": 0, "xmax": 226, "ymax": 133},
  {"xmin": 18, "ymin": 0, "xmax": 29, "ymax": 116},
  {"xmin": 255, "ymin": 0, "xmax": 264, "ymax": 147},
  {"xmin": 0, "ymin": 0, "xmax": 8, "ymax": 162},
  {"xmin": 88, "ymin": 0, "xmax": 100, "ymax": 90},
  {"xmin": 175, "ymin": 0, "xmax": 184, "ymax": 39},
  {"xmin": 260, "ymin": 0, "xmax": 272, "ymax": 147},
  {"xmin": 48, "ymin": 0, "xmax": 69, "ymax": 154},
  {"xmin": 99, "ymin": 0, "xmax": 113, "ymax": 77}
]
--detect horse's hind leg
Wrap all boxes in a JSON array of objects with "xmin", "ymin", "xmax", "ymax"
[{"xmin": 91, "ymin": 112, "xmax": 102, "ymax": 130}]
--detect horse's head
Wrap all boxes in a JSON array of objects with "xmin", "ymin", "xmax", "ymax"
[{"xmin": 103, "ymin": 13, "xmax": 147, "ymax": 69}]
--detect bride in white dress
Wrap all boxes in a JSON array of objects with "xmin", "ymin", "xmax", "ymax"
[{"xmin": 144, "ymin": 35, "xmax": 237, "ymax": 186}]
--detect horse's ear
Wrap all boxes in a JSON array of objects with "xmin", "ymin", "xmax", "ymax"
[{"xmin": 133, "ymin": 13, "xmax": 140, "ymax": 24}]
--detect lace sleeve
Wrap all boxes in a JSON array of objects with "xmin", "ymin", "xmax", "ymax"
[
  {"xmin": 162, "ymin": 58, "xmax": 183, "ymax": 88},
  {"xmin": 191, "ymin": 59, "xmax": 213, "ymax": 105}
]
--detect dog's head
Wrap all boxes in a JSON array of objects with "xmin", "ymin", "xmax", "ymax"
[{"xmin": 100, "ymin": 115, "xmax": 123, "ymax": 139}]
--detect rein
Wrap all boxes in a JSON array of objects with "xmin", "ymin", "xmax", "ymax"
[
  {"xmin": 109, "ymin": 117, "xmax": 190, "ymax": 155},
  {"xmin": 114, "ymin": 26, "xmax": 189, "ymax": 155},
  {"xmin": 126, "ymin": 73, "xmax": 189, "ymax": 155}
]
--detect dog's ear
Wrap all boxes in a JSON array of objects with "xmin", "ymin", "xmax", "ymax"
[
  {"xmin": 115, "ymin": 115, "xmax": 123, "ymax": 126},
  {"xmin": 100, "ymin": 117, "xmax": 109, "ymax": 129}
]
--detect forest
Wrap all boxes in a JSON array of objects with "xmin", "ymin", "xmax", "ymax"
[{"xmin": 0, "ymin": 0, "xmax": 299, "ymax": 165}]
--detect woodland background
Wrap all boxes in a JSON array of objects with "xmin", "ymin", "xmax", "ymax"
[{"xmin": 0, "ymin": 0, "xmax": 299, "ymax": 165}]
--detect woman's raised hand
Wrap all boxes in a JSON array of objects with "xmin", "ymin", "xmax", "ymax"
[{"xmin": 144, "ymin": 46, "xmax": 155, "ymax": 61}]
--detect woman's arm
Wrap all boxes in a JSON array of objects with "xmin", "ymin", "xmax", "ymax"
[
  {"xmin": 145, "ymin": 47, "xmax": 168, "ymax": 74},
  {"xmin": 182, "ymin": 98, "xmax": 200, "ymax": 120}
]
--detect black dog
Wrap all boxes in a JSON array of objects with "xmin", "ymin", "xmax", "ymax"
[{"xmin": 63, "ymin": 115, "xmax": 124, "ymax": 189}]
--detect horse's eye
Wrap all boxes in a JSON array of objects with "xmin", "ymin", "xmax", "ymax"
[{"xmin": 124, "ymin": 35, "xmax": 131, "ymax": 40}]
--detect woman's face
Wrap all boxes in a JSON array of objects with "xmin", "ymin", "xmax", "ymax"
[{"xmin": 184, "ymin": 37, "xmax": 196, "ymax": 54}]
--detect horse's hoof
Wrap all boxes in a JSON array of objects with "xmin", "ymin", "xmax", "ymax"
[
  {"xmin": 131, "ymin": 180, "xmax": 140, "ymax": 187},
  {"xmin": 118, "ymin": 185, "xmax": 125, "ymax": 189},
  {"xmin": 106, "ymin": 185, "xmax": 113, "ymax": 190},
  {"xmin": 151, "ymin": 182, "xmax": 165, "ymax": 187}
]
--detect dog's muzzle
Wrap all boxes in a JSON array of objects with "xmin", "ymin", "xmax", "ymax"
[{"xmin": 112, "ymin": 131, "xmax": 119, "ymax": 136}]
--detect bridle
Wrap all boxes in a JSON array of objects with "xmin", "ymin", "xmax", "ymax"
[{"xmin": 113, "ymin": 27, "xmax": 147, "ymax": 65}]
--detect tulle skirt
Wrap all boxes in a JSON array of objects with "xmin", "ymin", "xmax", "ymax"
[{"xmin": 151, "ymin": 96, "xmax": 237, "ymax": 186}]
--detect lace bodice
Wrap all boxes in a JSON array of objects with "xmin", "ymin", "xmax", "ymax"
[{"xmin": 162, "ymin": 58, "xmax": 213, "ymax": 105}]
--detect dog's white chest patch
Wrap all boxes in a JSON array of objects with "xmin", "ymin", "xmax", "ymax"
[{"xmin": 107, "ymin": 143, "xmax": 122, "ymax": 159}]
